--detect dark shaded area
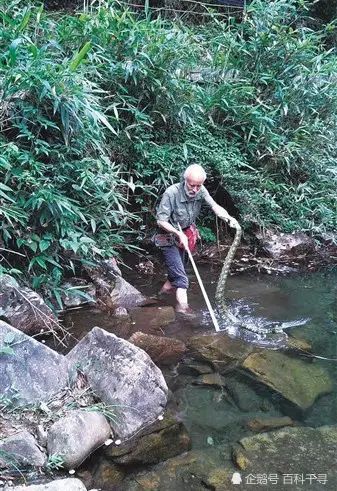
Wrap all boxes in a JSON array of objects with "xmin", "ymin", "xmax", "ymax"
[{"xmin": 312, "ymin": 0, "xmax": 337, "ymax": 22}]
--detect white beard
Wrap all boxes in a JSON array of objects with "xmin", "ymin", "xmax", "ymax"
[{"xmin": 184, "ymin": 182, "xmax": 199, "ymax": 198}]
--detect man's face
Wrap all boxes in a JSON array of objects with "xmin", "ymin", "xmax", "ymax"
[{"xmin": 184, "ymin": 175, "xmax": 205, "ymax": 198}]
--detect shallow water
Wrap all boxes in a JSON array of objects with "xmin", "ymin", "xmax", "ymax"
[{"xmin": 61, "ymin": 264, "xmax": 337, "ymax": 488}]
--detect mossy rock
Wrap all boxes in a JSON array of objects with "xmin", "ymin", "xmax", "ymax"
[
  {"xmin": 124, "ymin": 445, "xmax": 236, "ymax": 491},
  {"xmin": 242, "ymin": 350, "xmax": 333, "ymax": 409},
  {"xmin": 104, "ymin": 412, "xmax": 191, "ymax": 465},
  {"xmin": 188, "ymin": 334, "xmax": 253, "ymax": 373},
  {"xmin": 233, "ymin": 426, "xmax": 337, "ymax": 490}
]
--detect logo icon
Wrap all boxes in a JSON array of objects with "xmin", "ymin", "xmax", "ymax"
[{"xmin": 231, "ymin": 472, "xmax": 242, "ymax": 485}]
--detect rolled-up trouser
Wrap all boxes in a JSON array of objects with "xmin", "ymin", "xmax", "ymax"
[{"xmin": 161, "ymin": 245, "xmax": 189, "ymax": 289}]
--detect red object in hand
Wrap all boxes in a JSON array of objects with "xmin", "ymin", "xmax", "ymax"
[{"xmin": 178, "ymin": 224, "xmax": 200, "ymax": 253}]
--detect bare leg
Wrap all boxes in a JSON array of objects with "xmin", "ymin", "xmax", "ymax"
[{"xmin": 175, "ymin": 287, "xmax": 189, "ymax": 312}]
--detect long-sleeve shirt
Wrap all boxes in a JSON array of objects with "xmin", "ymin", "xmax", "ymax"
[{"xmin": 156, "ymin": 182, "xmax": 217, "ymax": 230}]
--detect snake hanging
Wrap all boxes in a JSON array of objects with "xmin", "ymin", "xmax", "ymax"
[
  {"xmin": 212, "ymin": 222, "xmax": 337, "ymax": 362},
  {"xmin": 214, "ymin": 222, "xmax": 306, "ymax": 337}
]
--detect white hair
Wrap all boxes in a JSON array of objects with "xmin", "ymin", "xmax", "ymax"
[{"xmin": 183, "ymin": 164, "xmax": 206, "ymax": 181}]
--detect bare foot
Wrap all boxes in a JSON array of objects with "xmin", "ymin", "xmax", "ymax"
[{"xmin": 175, "ymin": 304, "xmax": 194, "ymax": 315}]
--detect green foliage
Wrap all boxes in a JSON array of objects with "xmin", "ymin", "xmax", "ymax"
[
  {"xmin": 85, "ymin": 402, "xmax": 120, "ymax": 426},
  {"xmin": 0, "ymin": 449, "xmax": 22, "ymax": 474},
  {"xmin": 0, "ymin": 0, "xmax": 337, "ymax": 297},
  {"xmin": 199, "ymin": 225, "xmax": 217, "ymax": 243},
  {"xmin": 0, "ymin": 332, "xmax": 16, "ymax": 356},
  {"xmin": 46, "ymin": 454, "xmax": 64, "ymax": 471}
]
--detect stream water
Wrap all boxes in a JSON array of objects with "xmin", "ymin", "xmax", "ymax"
[{"xmin": 61, "ymin": 263, "xmax": 337, "ymax": 489}]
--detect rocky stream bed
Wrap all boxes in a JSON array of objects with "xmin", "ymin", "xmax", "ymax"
[{"xmin": 1, "ymin": 231, "xmax": 337, "ymax": 491}]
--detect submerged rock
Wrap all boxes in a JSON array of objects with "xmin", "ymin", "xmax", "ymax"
[
  {"xmin": 0, "ymin": 322, "xmax": 69, "ymax": 405},
  {"xmin": 193, "ymin": 372, "xmax": 226, "ymax": 388},
  {"xmin": 11, "ymin": 479, "xmax": 87, "ymax": 490},
  {"xmin": 242, "ymin": 350, "xmax": 333, "ymax": 410},
  {"xmin": 245, "ymin": 416, "xmax": 295, "ymax": 432},
  {"xmin": 129, "ymin": 332, "xmax": 186, "ymax": 365},
  {"xmin": 104, "ymin": 412, "xmax": 191, "ymax": 465},
  {"xmin": 47, "ymin": 410, "xmax": 112, "ymax": 469},
  {"xmin": 122, "ymin": 445, "xmax": 235, "ymax": 491},
  {"xmin": 233, "ymin": 426, "xmax": 337, "ymax": 488},
  {"xmin": 0, "ymin": 274, "xmax": 58, "ymax": 335},
  {"xmin": 90, "ymin": 458, "xmax": 125, "ymax": 490},
  {"xmin": 130, "ymin": 306, "xmax": 175, "ymax": 333},
  {"xmin": 66, "ymin": 327, "xmax": 168, "ymax": 439},
  {"xmin": 188, "ymin": 333, "xmax": 253, "ymax": 373},
  {"xmin": 0, "ymin": 430, "xmax": 46, "ymax": 469}
]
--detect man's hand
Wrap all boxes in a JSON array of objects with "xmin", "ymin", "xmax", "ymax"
[
  {"xmin": 178, "ymin": 231, "xmax": 189, "ymax": 251},
  {"xmin": 215, "ymin": 206, "xmax": 240, "ymax": 229}
]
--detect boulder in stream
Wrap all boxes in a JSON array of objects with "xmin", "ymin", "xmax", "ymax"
[
  {"xmin": 242, "ymin": 350, "xmax": 333, "ymax": 410},
  {"xmin": 188, "ymin": 333, "xmax": 253, "ymax": 373},
  {"xmin": 0, "ymin": 322, "xmax": 69, "ymax": 405},
  {"xmin": 66, "ymin": 327, "xmax": 168, "ymax": 439},
  {"xmin": 130, "ymin": 306, "xmax": 175, "ymax": 333},
  {"xmin": 129, "ymin": 331, "xmax": 186, "ymax": 365},
  {"xmin": 104, "ymin": 412, "xmax": 191, "ymax": 465},
  {"xmin": 47, "ymin": 410, "xmax": 112, "ymax": 469},
  {"xmin": 0, "ymin": 274, "xmax": 58, "ymax": 335}
]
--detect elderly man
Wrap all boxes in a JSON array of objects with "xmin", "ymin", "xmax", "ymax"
[{"xmin": 156, "ymin": 164, "xmax": 238, "ymax": 314}]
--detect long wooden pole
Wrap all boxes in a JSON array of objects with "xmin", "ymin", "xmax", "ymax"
[{"xmin": 178, "ymin": 224, "xmax": 220, "ymax": 332}]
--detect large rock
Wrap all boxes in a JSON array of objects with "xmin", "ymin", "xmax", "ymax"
[
  {"xmin": 47, "ymin": 410, "xmax": 111, "ymax": 469},
  {"xmin": 0, "ymin": 322, "xmax": 69, "ymax": 405},
  {"xmin": 84, "ymin": 260, "xmax": 145, "ymax": 310},
  {"xmin": 233, "ymin": 426, "xmax": 337, "ymax": 489},
  {"xmin": 122, "ymin": 445, "xmax": 236, "ymax": 491},
  {"xmin": 11, "ymin": 479, "xmax": 87, "ymax": 491},
  {"xmin": 188, "ymin": 333, "xmax": 253, "ymax": 373},
  {"xmin": 255, "ymin": 230, "xmax": 315, "ymax": 260},
  {"xmin": 104, "ymin": 412, "xmax": 191, "ymax": 465},
  {"xmin": 130, "ymin": 306, "xmax": 175, "ymax": 333},
  {"xmin": 0, "ymin": 274, "xmax": 58, "ymax": 335},
  {"xmin": 110, "ymin": 276, "xmax": 146, "ymax": 310},
  {"xmin": 242, "ymin": 350, "xmax": 333, "ymax": 410},
  {"xmin": 129, "ymin": 332, "xmax": 186, "ymax": 365},
  {"xmin": 225, "ymin": 375, "xmax": 266, "ymax": 413},
  {"xmin": 0, "ymin": 430, "xmax": 46, "ymax": 469},
  {"xmin": 66, "ymin": 327, "xmax": 168, "ymax": 439}
]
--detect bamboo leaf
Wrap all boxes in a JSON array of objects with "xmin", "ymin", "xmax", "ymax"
[{"xmin": 70, "ymin": 41, "xmax": 92, "ymax": 71}]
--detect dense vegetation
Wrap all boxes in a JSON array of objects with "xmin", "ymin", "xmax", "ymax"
[{"xmin": 0, "ymin": 0, "xmax": 336, "ymax": 298}]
